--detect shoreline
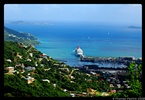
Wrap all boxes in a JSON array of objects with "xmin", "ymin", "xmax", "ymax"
[{"xmin": 80, "ymin": 56, "xmax": 142, "ymax": 65}]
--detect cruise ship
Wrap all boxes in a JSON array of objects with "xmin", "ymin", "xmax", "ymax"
[{"xmin": 75, "ymin": 45, "xmax": 84, "ymax": 57}]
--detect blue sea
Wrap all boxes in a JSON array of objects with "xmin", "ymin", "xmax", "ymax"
[{"xmin": 4, "ymin": 22, "xmax": 142, "ymax": 67}]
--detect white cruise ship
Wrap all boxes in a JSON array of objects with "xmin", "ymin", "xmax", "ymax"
[{"xmin": 75, "ymin": 45, "xmax": 83, "ymax": 57}]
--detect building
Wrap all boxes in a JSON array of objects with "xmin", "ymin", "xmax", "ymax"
[
  {"xmin": 42, "ymin": 79, "xmax": 50, "ymax": 83},
  {"xmin": 5, "ymin": 59, "xmax": 12, "ymax": 63},
  {"xmin": 5, "ymin": 67, "xmax": 14, "ymax": 74},
  {"xmin": 26, "ymin": 59, "xmax": 31, "ymax": 62},
  {"xmin": 38, "ymin": 58, "xmax": 43, "ymax": 62},
  {"xmin": 25, "ymin": 77, "xmax": 35, "ymax": 84},
  {"xmin": 42, "ymin": 53, "xmax": 47, "ymax": 58},
  {"xmin": 70, "ymin": 93, "xmax": 75, "ymax": 97},
  {"xmin": 25, "ymin": 67, "xmax": 35, "ymax": 71},
  {"xmin": 29, "ymin": 53, "xmax": 33, "ymax": 57}
]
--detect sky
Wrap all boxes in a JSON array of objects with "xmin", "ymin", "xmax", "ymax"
[{"xmin": 4, "ymin": 4, "xmax": 142, "ymax": 26}]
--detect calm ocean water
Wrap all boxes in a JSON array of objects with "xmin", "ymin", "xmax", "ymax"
[{"xmin": 4, "ymin": 22, "xmax": 142, "ymax": 67}]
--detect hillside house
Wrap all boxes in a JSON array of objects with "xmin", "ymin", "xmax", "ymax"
[
  {"xmin": 35, "ymin": 62, "xmax": 38, "ymax": 67},
  {"xmin": 90, "ymin": 71, "xmax": 96, "ymax": 75},
  {"xmin": 63, "ymin": 89, "xmax": 67, "ymax": 92},
  {"xmin": 23, "ymin": 45, "xmax": 28, "ymax": 48},
  {"xmin": 38, "ymin": 58, "xmax": 43, "ymax": 62},
  {"xmin": 17, "ymin": 55, "xmax": 22, "ymax": 59},
  {"xmin": 70, "ymin": 81, "xmax": 75, "ymax": 83},
  {"xmin": 53, "ymin": 84, "xmax": 57, "ymax": 87},
  {"xmin": 25, "ymin": 76, "xmax": 35, "ymax": 84},
  {"xmin": 53, "ymin": 64, "xmax": 59, "ymax": 67},
  {"xmin": 29, "ymin": 53, "xmax": 33, "ymax": 57},
  {"xmin": 116, "ymin": 84, "xmax": 121, "ymax": 88},
  {"xmin": 21, "ymin": 69, "xmax": 25, "ymax": 73},
  {"xmin": 30, "ymin": 45, "xmax": 34, "ymax": 48},
  {"xmin": 42, "ymin": 53, "xmax": 47, "ymax": 58},
  {"xmin": 101, "ymin": 92, "xmax": 109, "ymax": 96},
  {"xmin": 15, "ymin": 63, "xmax": 21, "ymax": 67},
  {"xmin": 5, "ymin": 67, "xmax": 14, "ymax": 74},
  {"xmin": 110, "ymin": 90, "xmax": 116, "ymax": 94},
  {"xmin": 40, "ymin": 64, "xmax": 44, "ymax": 67},
  {"xmin": 42, "ymin": 79, "xmax": 50, "ymax": 83},
  {"xmin": 126, "ymin": 86, "xmax": 131, "ymax": 89},
  {"xmin": 25, "ymin": 67, "xmax": 35, "ymax": 71},
  {"xmin": 70, "ymin": 76, "xmax": 75, "ymax": 79},
  {"xmin": 5, "ymin": 59, "xmax": 12, "ymax": 63},
  {"xmin": 86, "ymin": 73, "xmax": 91, "ymax": 77},
  {"xmin": 21, "ymin": 63, "xmax": 25, "ymax": 68},
  {"xmin": 70, "ymin": 93, "xmax": 75, "ymax": 97},
  {"xmin": 60, "ymin": 64, "xmax": 66, "ymax": 67},
  {"xmin": 26, "ymin": 59, "xmax": 31, "ymax": 62},
  {"xmin": 44, "ymin": 68, "xmax": 51, "ymax": 71},
  {"xmin": 110, "ymin": 84, "xmax": 114, "ymax": 88}
]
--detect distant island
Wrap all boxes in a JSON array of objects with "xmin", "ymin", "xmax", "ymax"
[
  {"xmin": 5, "ymin": 20, "xmax": 49, "ymax": 25},
  {"xmin": 4, "ymin": 26, "xmax": 40, "ymax": 46},
  {"xmin": 128, "ymin": 26, "xmax": 142, "ymax": 29}
]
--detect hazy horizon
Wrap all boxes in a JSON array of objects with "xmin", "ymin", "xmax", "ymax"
[{"xmin": 4, "ymin": 4, "xmax": 142, "ymax": 26}]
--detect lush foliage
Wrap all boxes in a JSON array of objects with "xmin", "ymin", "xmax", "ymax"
[
  {"xmin": 4, "ymin": 41, "xmax": 142, "ymax": 97},
  {"xmin": 4, "ymin": 26, "xmax": 40, "ymax": 46},
  {"xmin": 111, "ymin": 62, "xmax": 142, "ymax": 97},
  {"xmin": 4, "ymin": 41, "xmax": 112, "ymax": 97}
]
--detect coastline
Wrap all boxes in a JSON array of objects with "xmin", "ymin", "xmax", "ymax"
[{"xmin": 5, "ymin": 23, "xmax": 142, "ymax": 67}]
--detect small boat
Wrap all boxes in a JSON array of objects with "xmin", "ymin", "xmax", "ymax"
[{"xmin": 75, "ymin": 45, "xmax": 83, "ymax": 57}]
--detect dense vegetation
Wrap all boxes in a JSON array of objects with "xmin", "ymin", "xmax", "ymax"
[
  {"xmin": 4, "ymin": 26, "xmax": 40, "ymax": 46},
  {"xmin": 4, "ymin": 41, "xmax": 142, "ymax": 97},
  {"xmin": 4, "ymin": 41, "xmax": 110, "ymax": 97},
  {"xmin": 111, "ymin": 62, "xmax": 142, "ymax": 97}
]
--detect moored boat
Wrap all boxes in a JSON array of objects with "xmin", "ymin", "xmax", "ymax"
[{"xmin": 75, "ymin": 45, "xmax": 83, "ymax": 57}]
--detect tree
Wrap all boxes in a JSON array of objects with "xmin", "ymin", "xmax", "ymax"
[
  {"xmin": 111, "ymin": 62, "xmax": 142, "ymax": 97},
  {"xmin": 126, "ymin": 62, "xmax": 142, "ymax": 97}
]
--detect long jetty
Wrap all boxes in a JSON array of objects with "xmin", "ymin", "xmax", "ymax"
[{"xmin": 80, "ymin": 56, "xmax": 142, "ymax": 65}]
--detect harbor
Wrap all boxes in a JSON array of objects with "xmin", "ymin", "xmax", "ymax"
[
  {"xmin": 75, "ymin": 45, "xmax": 141, "ymax": 64},
  {"xmin": 79, "ymin": 56, "xmax": 142, "ymax": 66}
]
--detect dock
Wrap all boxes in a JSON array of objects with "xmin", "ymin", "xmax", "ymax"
[{"xmin": 80, "ymin": 56, "xmax": 142, "ymax": 65}]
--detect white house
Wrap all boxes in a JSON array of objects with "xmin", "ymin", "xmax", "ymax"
[
  {"xmin": 29, "ymin": 53, "xmax": 33, "ymax": 57},
  {"xmin": 42, "ymin": 79, "xmax": 50, "ymax": 83},
  {"xmin": 44, "ymin": 68, "xmax": 51, "ymax": 71},
  {"xmin": 17, "ymin": 55, "xmax": 22, "ymax": 59},
  {"xmin": 25, "ymin": 77, "xmax": 35, "ymax": 84},
  {"xmin": 53, "ymin": 84, "xmax": 57, "ymax": 87},
  {"xmin": 6, "ymin": 59, "xmax": 12, "ymax": 63},
  {"xmin": 26, "ymin": 59, "xmax": 31, "ymax": 62},
  {"xmin": 70, "ymin": 81, "xmax": 75, "ymax": 83},
  {"xmin": 70, "ymin": 76, "xmax": 75, "ymax": 79},
  {"xmin": 5, "ymin": 67, "xmax": 14, "ymax": 74},
  {"xmin": 117, "ymin": 84, "xmax": 121, "ymax": 88},
  {"xmin": 101, "ymin": 92, "xmax": 109, "ymax": 96},
  {"xmin": 70, "ymin": 93, "xmax": 75, "ymax": 97},
  {"xmin": 90, "ymin": 72, "xmax": 96, "ymax": 75},
  {"xmin": 63, "ymin": 89, "xmax": 67, "ymax": 92},
  {"xmin": 38, "ymin": 58, "xmax": 43, "ymax": 62}
]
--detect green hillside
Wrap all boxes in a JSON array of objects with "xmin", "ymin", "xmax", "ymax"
[
  {"xmin": 4, "ymin": 41, "xmax": 142, "ymax": 97},
  {"xmin": 4, "ymin": 26, "xmax": 40, "ymax": 46},
  {"xmin": 4, "ymin": 41, "xmax": 111, "ymax": 97}
]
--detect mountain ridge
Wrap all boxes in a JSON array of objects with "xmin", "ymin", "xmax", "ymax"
[{"xmin": 4, "ymin": 26, "xmax": 40, "ymax": 46}]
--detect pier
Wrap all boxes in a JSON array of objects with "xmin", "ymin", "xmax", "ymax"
[{"xmin": 80, "ymin": 56, "xmax": 142, "ymax": 65}]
